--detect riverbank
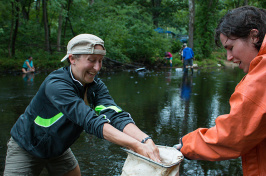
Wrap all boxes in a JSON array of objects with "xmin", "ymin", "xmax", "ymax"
[
  {"xmin": 223, "ymin": 60, "xmax": 239, "ymax": 68},
  {"xmin": 0, "ymin": 55, "xmax": 231, "ymax": 74}
]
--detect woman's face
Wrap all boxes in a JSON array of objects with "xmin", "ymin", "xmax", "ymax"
[
  {"xmin": 70, "ymin": 45, "xmax": 104, "ymax": 85},
  {"xmin": 220, "ymin": 33, "xmax": 259, "ymax": 73}
]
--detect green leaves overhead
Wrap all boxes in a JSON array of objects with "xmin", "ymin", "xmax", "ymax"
[{"xmin": 0, "ymin": 0, "xmax": 264, "ymax": 64}]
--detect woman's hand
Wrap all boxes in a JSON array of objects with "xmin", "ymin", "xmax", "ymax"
[
  {"xmin": 173, "ymin": 143, "xmax": 182, "ymax": 150},
  {"xmin": 132, "ymin": 139, "xmax": 161, "ymax": 163},
  {"xmin": 173, "ymin": 138, "xmax": 182, "ymax": 151}
]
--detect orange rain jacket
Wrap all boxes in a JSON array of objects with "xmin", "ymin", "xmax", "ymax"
[{"xmin": 180, "ymin": 35, "xmax": 266, "ymax": 176}]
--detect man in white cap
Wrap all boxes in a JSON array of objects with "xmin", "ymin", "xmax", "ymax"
[{"xmin": 4, "ymin": 34, "xmax": 160, "ymax": 175}]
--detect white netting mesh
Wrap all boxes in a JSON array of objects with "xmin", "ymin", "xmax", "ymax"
[{"xmin": 121, "ymin": 146, "xmax": 183, "ymax": 176}]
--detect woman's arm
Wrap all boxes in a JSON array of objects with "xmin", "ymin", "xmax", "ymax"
[
  {"xmin": 91, "ymin": 79, "xmax": 160, "ymax": 162},
  {"xmin": 122, "ymin": 123, "xmax": 160, "ymax": 161},
  {"xmin": 103, "ymin": 123, "xmax": 161, "ymax": 162},
  {"xmin": 26, "ymin": 61, "xmax": 32, "ymax": 70}
]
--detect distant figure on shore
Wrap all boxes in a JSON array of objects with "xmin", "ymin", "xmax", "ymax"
[
  {"xmin": 164, "ymin": 52, "xmax": 173, "ymax": 67},
  {"xmin": 22, "ymin": 56, "xmax": 35, "ymax": 73}
]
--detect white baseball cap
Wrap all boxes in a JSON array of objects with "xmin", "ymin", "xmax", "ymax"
[{"xmin": 61, "ymin": 34, "xmax": 106, "ymax": 62}]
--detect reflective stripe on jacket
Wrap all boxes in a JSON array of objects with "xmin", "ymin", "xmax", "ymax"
[
  {"xmin": 11, "ymin": 66, "xmax": 134, "ymax": 158},
  {"xmin": 180, "ymin": 35, "xmax": 266, "ymax": 176}
]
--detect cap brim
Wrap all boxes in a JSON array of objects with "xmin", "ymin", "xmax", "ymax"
[
  {"xmin": 61, "ymin": 54, "xmax": 69, "ymax": 62},
  {"xmin": 93, "ymin": 49, "xmax": 106, "ymax": 56}
]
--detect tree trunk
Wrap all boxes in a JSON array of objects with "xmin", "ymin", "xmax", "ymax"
[
  {"xmin": 35, "ymin": 0, "xmax": 41, "ymax": 20},
  {"xmin": 244, "ymin": 0, "xmax": 248, "ymax": 5},
  {"xmin": 67, "ymin": 17, "xmax": 75, "ymax": 36},
  {"xmin": 151, "ymin": 0, "xmax": 162, "ymax": 27},
  {"xmin": 63, "ymin": 0, "xmax": 73, "ymax": 39},
  {"xmin": 42, "ymin": 0, "xmax": 51, "ymax": 53},
  {"xmin": 12, "ymin": 6, "xmax": 19, "ymax": 57},
  {"xmin": 21, "ymin": 0, "xmax": 33, "ymax": 20},
  {"xmin": 8, "ymin": 0, "xmax": 20, "ymax": 57},
  {"xmin": 188, "ymin": 0, "xmax": 195, "ymax": 49},
  {"xmin": 8, "ymin": 2, "xmax": 15, "ymax": 57},
  {"xmin": 89, "ymin": 0, "xmax": 94, "ymax": 5},
  {"xmin": 57, "ymin": 8, "xmax": 63, "ymax": 52}
]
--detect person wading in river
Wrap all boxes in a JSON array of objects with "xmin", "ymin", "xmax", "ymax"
[
  {"xmin": 174, "ymin": 6, "xmax": 266, "ymax": 176},
  {"xmin": 4, "ymin": 34, "xmax": 160, "ymax": 176},
  {"xmin": 182, "ymin": 43, "xmax": 194, "ymax": 74}
]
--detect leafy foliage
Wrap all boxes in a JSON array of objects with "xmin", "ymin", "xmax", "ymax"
[
  {"xmin": 0, "ymin": 0, "xmax": 264, "ymax": 71},
  {"xmin": 193, "ymin": 0, "xmax": 220, "ymax": 61}
]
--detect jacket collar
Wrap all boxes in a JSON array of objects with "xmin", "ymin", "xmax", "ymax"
[
  {"xmin": 67, "ymin": 65, "xmax": 98, "ymax": 87},
  {"xmin": 258, "ymin": 35, "xmax": 266, "ymax": 56},
  {"xmin": 69, "ymin": 65, "xmax": 83, "ymax": 87}
]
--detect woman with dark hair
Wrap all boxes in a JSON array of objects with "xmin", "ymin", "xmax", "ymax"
[
  {"xmin": 22, "ymin": 56, "xmax": 35, "ymax": 73},
  {"xmin": 175, "ymin": 6, "xmax": 266, "ymax": 175}
]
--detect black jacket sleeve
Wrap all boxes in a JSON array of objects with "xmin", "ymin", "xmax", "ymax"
[
  {"xmin": 87, "ymin": 78, "xmax": 135, "ymax": 131},
  {"xmin": 45, "ymin": 77, "xmax": 109, "ymax": 139}
]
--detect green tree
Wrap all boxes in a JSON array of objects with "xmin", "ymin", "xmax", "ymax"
[
  {"xmin": 0, "ymin": 0, "xmax": 264, "ymax": 71},
  {"xmin": 194, "ymin": 0, "xmax": 220, "ymax": 60}
]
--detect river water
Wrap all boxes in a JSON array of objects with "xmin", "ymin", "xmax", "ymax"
[{"xmin": 0, "ymin": 67, "xmax": 245, "ymax": 175}]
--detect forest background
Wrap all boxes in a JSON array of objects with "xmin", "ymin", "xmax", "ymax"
[{"xmin": 0, "ymin": 0, "xmax": 265, "ymax": 72}]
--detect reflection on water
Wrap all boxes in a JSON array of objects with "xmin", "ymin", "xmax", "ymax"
[
  {"xmin": 22, "ymin": 72, "xmax": 35, "ymax": 82},
  {"xmin": 0, "ymin": 68, "xmax": 245, "ymax": 175},
  {"xmin": 180, "ymin": 73, "xmax": 193, "ymax": 101}
]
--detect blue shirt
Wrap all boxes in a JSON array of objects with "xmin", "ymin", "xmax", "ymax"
[
  {"xmin": 182, "ymin": 47, "xmax": 194, "ymax": 60},
  {"xmin": 22, "ymin": 59, "xmax": 33, "ymax": 69}
]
